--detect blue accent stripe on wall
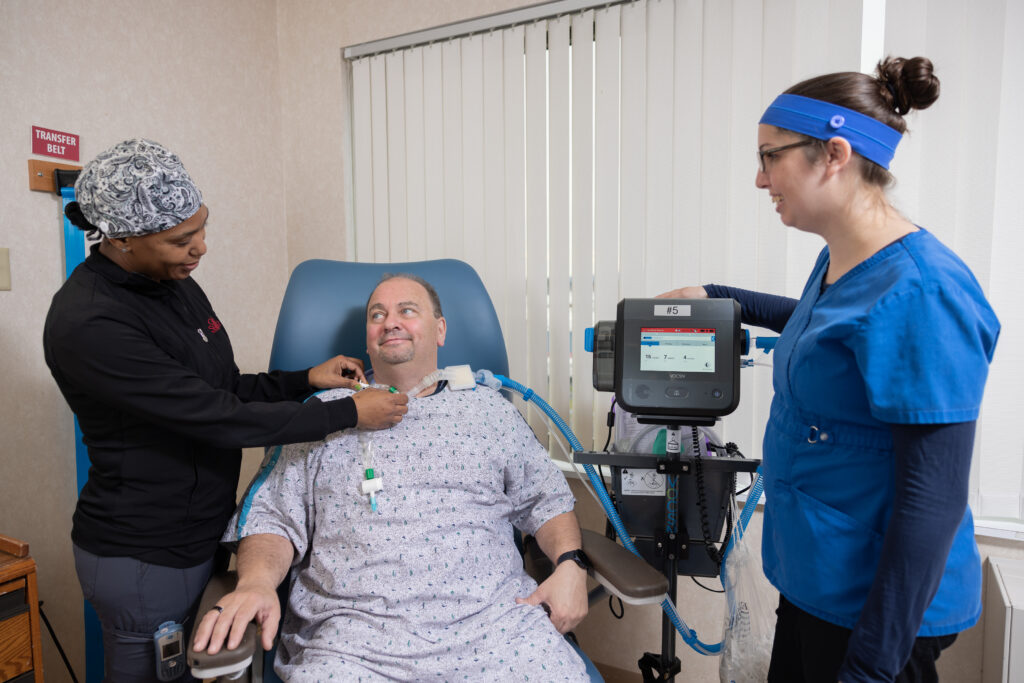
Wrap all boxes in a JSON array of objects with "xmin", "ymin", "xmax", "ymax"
[
  {"xmin": 60, "ymin": 187, "xmax": 85, "ymax": 280},
  {"xmin": 60, "ymin": 186, "xmax": 104, "ymax": 682}
]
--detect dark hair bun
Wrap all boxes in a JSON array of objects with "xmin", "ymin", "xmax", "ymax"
[
  {"xmin": 877, "ymin": 56, "xmax": 940, "ymax": 115},
  {"xmin": 64, "ymin": 201, "xmax": 102, "ymax": 239}
]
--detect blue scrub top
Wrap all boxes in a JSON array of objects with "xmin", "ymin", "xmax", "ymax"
[{"xmin": 761, "ymin": 228, "xmax": 999, "ymax": 634}]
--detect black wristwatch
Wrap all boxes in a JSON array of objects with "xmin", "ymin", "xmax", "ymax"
[{"xmin": 556, "ymin": 549, "xmax": 591, "ymax": 571}]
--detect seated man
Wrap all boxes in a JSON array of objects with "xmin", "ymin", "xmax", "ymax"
[{"xmin": 193, "ymin": 273, "xmax": 590, "ymax": 681}]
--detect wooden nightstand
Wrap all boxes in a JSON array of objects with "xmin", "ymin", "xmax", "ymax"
[{"xmin": 0, "ymin": 535, "xmax": 43, "ymax": 683}]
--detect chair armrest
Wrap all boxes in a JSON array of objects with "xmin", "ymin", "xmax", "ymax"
[
  {"xmin": 187, "ymin": 571, "xmax": 259, "ymax": 679},
  {"xmin": 581, "ymin": 529, "xmax": 668, "ymax": 605}
]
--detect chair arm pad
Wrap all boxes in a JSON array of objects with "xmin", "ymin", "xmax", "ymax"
[{"xmin": 581, "ymin": 529, "xmax": 668, "ymax": 603}]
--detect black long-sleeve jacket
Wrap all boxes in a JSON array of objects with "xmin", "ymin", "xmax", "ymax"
[{"xmin": 44, "ymin": 245, "xmax": 356, "ymax": 567}]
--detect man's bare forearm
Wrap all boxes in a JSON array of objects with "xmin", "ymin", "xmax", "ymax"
[
  {"xmin": 532, "ymin": 511, "xmax": 583, "ymax": 562},
  {"xmin": 236, "ymin": 533, "xmax": 294, "ymax": 591}
]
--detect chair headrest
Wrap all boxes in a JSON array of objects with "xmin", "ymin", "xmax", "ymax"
[{"xmin": 269, "ymin": 259, "xmax": 509, "ymax": 379}]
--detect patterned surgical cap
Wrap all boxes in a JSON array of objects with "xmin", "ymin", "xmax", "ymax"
[{"xmin": 75, "ymin": 138, "xmax": 203, "ymax": 238}]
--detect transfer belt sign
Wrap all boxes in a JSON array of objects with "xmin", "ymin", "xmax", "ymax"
[{"xmin": 32, "ymin": 125, "xmax": 80, "ymax": 161}]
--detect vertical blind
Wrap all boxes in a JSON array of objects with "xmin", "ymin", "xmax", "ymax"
[
  {"xmin": 347, "ymin": 0, "xmax": 1024, "ymax": 527},
  {"xmin": 881, "ymin": 0, "xmax": 1024, "ymax": 526}
]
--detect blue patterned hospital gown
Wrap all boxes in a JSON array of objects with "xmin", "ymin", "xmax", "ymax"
[{"xmin": 225, "ymin": 384, "xmax": 589, "ymax": 682}]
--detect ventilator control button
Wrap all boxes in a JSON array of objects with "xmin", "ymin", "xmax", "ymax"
[{"xmin": 665, "ymin": 386, "xmax": 689, "ymax": 399}]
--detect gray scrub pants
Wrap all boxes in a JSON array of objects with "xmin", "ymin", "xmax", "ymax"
[{"xmin": 73, "ymin": 544, "xmax": 214, "ymax": 683}]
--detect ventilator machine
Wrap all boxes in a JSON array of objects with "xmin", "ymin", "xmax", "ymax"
[{"xmin": 479, "ymin": 298, "xmax": 771, "ymax": 682}]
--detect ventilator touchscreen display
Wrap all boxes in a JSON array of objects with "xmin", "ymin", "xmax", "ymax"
[{"xmin": 640, "ymin": 327, "xmax": 716, "ymax": 373}]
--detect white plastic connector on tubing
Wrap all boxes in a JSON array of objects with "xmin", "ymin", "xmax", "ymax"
[
  {"xmin": 473, "ymin": 369, "xmax": 502, "ymax": 390},
  {"xmin": 360, "ymin": 478, "xmax": 383, "ymax": 495}
]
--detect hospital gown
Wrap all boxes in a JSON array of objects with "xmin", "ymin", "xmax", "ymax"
[{"xmin": 225, "ymin": 383, "xmax": 589, "ymax": 682}]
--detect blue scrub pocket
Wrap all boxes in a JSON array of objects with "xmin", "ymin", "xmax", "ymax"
[{"xmin": 781, "ymin": 484, "xmax": 884, "ymax": 626}]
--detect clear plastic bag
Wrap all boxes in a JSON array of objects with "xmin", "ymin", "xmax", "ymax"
[
  {"xmin": 612, "ymin": 401, "xmax": 723, "ymax": 454},
  {"xmin": 719, "ymin": 497, "xmax": 777, "ymax": 683}
]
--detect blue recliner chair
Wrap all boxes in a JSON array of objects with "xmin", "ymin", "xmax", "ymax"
[{"xmin": 188, "ymin": 259, "xmax": 666, "ymax": 682}]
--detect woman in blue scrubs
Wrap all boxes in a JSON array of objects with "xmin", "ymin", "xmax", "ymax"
[{"xmin": 663, "ymin": 56, "xmax": 1000, "ymax": 682}]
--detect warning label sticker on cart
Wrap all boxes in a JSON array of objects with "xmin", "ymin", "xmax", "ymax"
[{"xmin": 621, "ymin": 468, "xmax": 666, "ymax": 496}]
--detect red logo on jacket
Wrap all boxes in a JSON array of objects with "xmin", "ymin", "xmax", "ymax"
[{"xmin": 207, "ymin": 318, "xmax": 222, "ymax": 333}]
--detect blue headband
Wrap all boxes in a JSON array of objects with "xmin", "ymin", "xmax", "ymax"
[{"xmin": 759, "ymin": 94, "xmax": 903, "ymax": 169}]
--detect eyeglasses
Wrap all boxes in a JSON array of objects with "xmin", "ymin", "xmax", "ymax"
[{"xmin": 757, "ymin": 140, "xmax": 815, "ymax": 173}]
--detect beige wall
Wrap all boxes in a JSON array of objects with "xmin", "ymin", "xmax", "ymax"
[{"xmin": 2, "ymin": 1, "xmax": 1019, "ymax": 681}]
